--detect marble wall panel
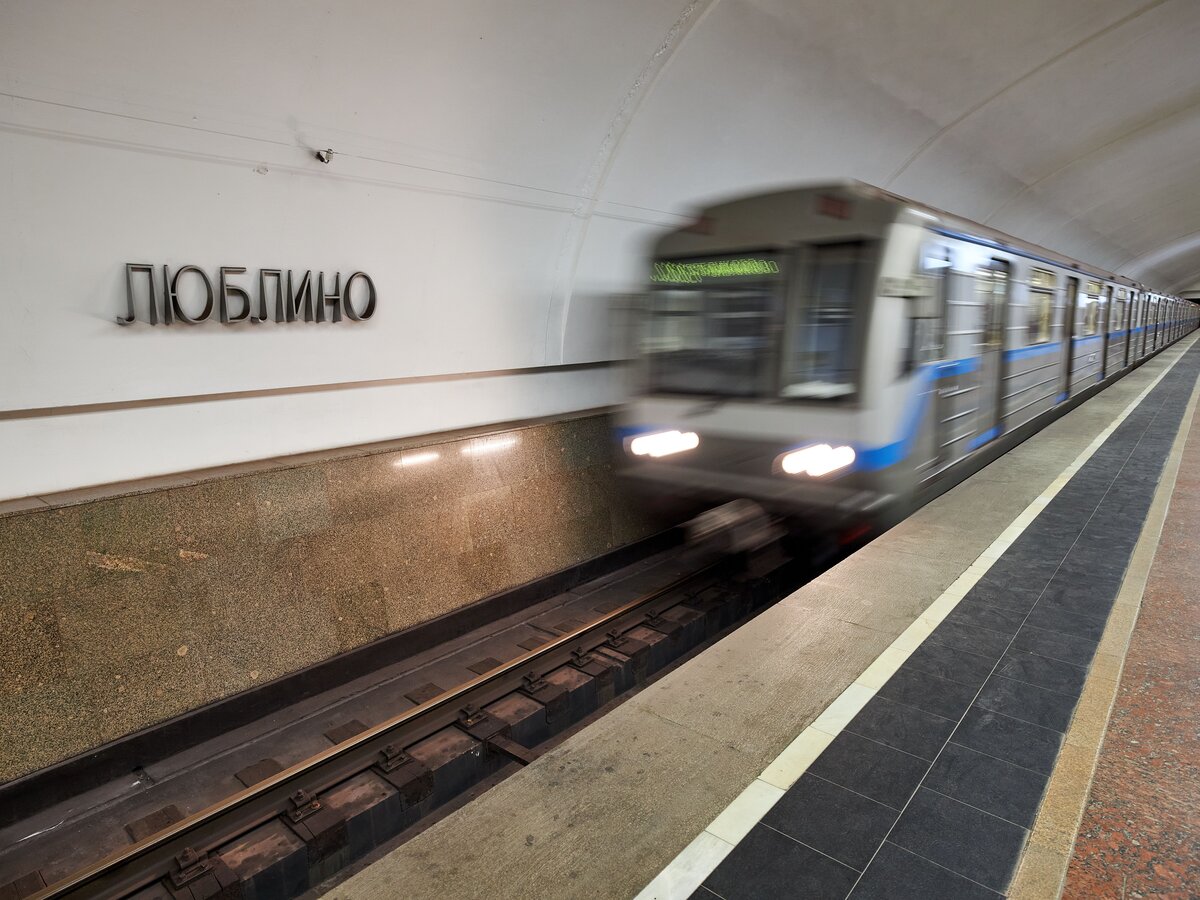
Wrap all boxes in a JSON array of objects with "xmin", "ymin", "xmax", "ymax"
[{"xmin": 0, "ymin": 413, "xmax": 662, "ymax": 782}]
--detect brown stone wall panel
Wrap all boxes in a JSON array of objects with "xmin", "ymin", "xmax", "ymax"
[
  {"xmin": 0, "ymin": 594, "xmax": 68, "ymax": 694},
  {"xmin": 0, "ymin": 509, "xmax": 88, "ymax": 602},
  {"xmin": 0, "ymin": 682, "xmax": 108, "ymax": 781},
  {"xmin": 252, "ymin": 466, "xmax": 332, "ymax": 543},
  {"xmin": 553, "ymin": 415, "xmax": 615, "ymax": 473},
  {"xmin": 322, "ymin": 453, "xmax": 418, "ymax": 528},
  {"xmin": 0, "ymin": 414, "xmax": 654, "ymax": 782},
  {"xmin": 460, "ymin": 485, "xmax": 517, "ymax": 550}
]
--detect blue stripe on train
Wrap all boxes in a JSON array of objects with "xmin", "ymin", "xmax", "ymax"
[
  {"xmin": 967, "ymin": 425, "xmax": 1003, "ymax": 451},
  {"xmin": 623, "ymin": 322, "xmax": 1184, "ymax": 475},
  {"xmin": 1004, "ymin": 341, "xmax": 1060, "ymax": 362},
  {"xmin": 859, "ymin": 342, "xmax": 1081, "ymax": 472}
]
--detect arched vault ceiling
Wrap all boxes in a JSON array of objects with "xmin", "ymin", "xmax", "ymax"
[
  {"xmin": 594, "ymin": 0, "xmax": 1200, "ymax": 293},
  {"xmin": 3, "ymin": 0, "xmax": 1198, "ymax": 371}
]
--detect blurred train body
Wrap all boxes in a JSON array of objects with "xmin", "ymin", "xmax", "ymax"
[{"xmin": 617, "ymin": 182, "xmax": 1198, "ymax": 536}]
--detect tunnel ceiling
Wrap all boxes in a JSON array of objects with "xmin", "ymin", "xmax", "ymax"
[
  {"xmin": 3, "ymin": 0, "xmax": 1199, "ymax": 372},
  {"xmin": 587, "ymin": 0, "xmax": 1200, "ymax": 294}
]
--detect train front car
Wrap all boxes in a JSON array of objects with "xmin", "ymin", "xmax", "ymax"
[{"xmin": 617, "ymin": 184, "xmax": 933, "ymax": 538}]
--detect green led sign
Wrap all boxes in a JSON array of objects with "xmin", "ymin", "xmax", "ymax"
[{"xmin": 651, "ymin": 258, "xmax": 780, "ymax": 284}]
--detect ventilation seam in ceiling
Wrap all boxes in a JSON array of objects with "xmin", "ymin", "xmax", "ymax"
[
  {"xmin": 540, "ymin": 0, "xmax": 720, "ymax": 364},
  {"xmin": 884, "ymin": 0, "xmax": 1174, "ymax": 187}
]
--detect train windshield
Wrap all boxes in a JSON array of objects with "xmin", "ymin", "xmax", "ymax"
[
  {"xmin": 643, "ymin": 244, "xmax": 867, "ymax": 400},
  {"xmin": 643, "ymin": 255, "xmax": 783, "ymax": 397},
  {"xmin": 780, "ymin": 242, "xmax": 866, "ymax": 399}
]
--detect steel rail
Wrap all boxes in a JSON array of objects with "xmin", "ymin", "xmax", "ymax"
[{"xmin": 34, "ymin": 556, "xmax": 722, "ymax": 900}]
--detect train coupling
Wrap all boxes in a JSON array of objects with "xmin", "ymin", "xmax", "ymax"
[{"xmin": 685, "ymin": 499, "xmax": 784, "ymax": 556}]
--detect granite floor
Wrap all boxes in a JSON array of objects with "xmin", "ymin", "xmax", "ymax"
[
  {"xmin": 692, "ymin": 338, "xmax": 1200, "ymax": 899},
  {"xmin": 321, "ymin": 335, "xmax": 1198, "ymax": 900},
  {"xmin": 1062, "ymin": 367, "xmax": 1200, "ymax": 897}
]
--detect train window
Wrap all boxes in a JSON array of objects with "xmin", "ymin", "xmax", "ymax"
[
  {"xmin": 922, "ymin": 245, "xmax": 953, "ymax": 274},
  {"xmin": 1111, "ymin": 292, "xmax": 1125, "ymax": 334},
  {"xmin": 1082, "ymin": 281, "xmax": 1102, "ymax": 336},
  {"xmin": 1027, "ymin": 268, "xmax": 1054, "ymax": 344},
  {"xmin": 781, "ymin": 242, "xmax": 869, "ymax": 398},
  {"xmin": 907, "ymin": 245, "xmax": 951, "ymax": 370},
  {"xmin": 976, "ymin": 261, "xmax": 1010, "ymax": 350}
]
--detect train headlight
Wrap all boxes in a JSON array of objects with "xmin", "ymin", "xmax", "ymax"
[
  {"xmin": 629, "ymin": 430, "xmax": 700, "ymax": 458},
  {"xmin": 780, "ymin": 444, "xmax": 856, "ymax": 477}
]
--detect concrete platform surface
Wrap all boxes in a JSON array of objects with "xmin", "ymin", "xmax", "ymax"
[{"xmin": 323, "ymin": 337, "xmax": 1197, "ymax": 900}]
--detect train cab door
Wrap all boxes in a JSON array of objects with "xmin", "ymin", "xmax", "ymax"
[
  {"xmin": 1058, "ymin": 277, "xmax": 1080, "ymax": 400},
  {"xmin": 974, "ymin": 260, "xmax": 1009, "ymax": 444}
]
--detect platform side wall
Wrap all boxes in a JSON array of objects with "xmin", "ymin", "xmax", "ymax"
[{"xmin": 0, "ymin": 413, "xmax": 657, "ymax": 783}]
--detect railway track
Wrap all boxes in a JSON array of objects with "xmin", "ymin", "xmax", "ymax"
[{"xmin": 15, "ymin": 538, "xmax": 801, "ymax": 900}]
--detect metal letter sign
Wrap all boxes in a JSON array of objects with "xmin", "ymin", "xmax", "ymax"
[{"xmin": 118, "ymin": 264, "xmax": 377, "ymax": 325}]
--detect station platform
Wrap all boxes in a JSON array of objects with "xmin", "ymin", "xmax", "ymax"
[{"xmin": 322, "ymin": 335, "xmax": 1200, "ymax": 900}]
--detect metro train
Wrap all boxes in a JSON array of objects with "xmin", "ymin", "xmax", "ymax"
[{"xmin": 617, "ymin": 182, "xmax": 1198, "ymax": 537}]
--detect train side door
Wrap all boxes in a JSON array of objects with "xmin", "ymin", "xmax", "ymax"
[
  {"xmin": 1147, "ymin": 297, "xmax": 1155, "ymax": 352},
  {"xmin": 1124, "ymin": 291, "xmax": 1133, "ymax": 368},
  {"xmin": 974, "ymin": 260, "xmax": 1009, "ymax": 442},
  {"xmin": 1058, "ymin": 277, "xmax": 1080, "ymax": 400},
  {"xmin": 1100, "ymin": 286, "xmax": 1112, "ymax": 380},
  {"xmin": 916, "ymin": 244, "xmax": 953, "ymax": 479},
  {"xmin": 1136, "ymin": 293, "xmax": 1146, "ymax": 357}
]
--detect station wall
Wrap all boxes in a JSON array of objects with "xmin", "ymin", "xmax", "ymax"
[{"xmin": 4, "ymin": 0, "xmax": 1200, "ymax": 500}]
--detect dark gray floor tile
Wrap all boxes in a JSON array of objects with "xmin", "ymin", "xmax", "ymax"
[
  {"xmin": 1091, "ymin": 515, "xmax": 1150, "ymax": 548},
  {"xmin": 1036, "ymin": 488, "xmax": 1093, "ymax": 516},
  {"xmin": 1041, "ymin": 570, "xmax": 1123, "ymax": 615},
  {"xmin": 688, "ymin": 887, "xmax": 721, "ymax": 899},
  {"xmin": 763, "ymin": 774, "xmax": 897, "ymax": 869},
  {"xmin": 1062, "ymin": 468, "xmax": 1117, "ymax": 492},
  {"xmin": 975, "ymin": 676, "xmax": 1078, "ymax": 732},
  {"xmin": 1022, "ymin": 604, "xmax": 1108, "ymax": 642},
  {"xmin": 926, "ymin": 620, "xmax": 1012, "ymax": 660},
  {"xmin": 1061, "ymin": 542, "xmax": 1133, "ymax": 581},
  {"xmin": 901, "ymin": 641, "xmax": 995, "ymax": 689},
  {"xmin": 1010, "ymin": 624, "xmax": 1098, "ymax": 668},
  {"xmin": 951, "ymin": 708, "xmax": 1064, "ymax": 775},
  {"xmin": 987, "ymin": 548, "xmax": 1063, "ymax": 586},
  {"xmin": 1114, "ymin": 468, "xmax": 1166, "ymax": 487},
  {"xmin": 923, "ymin": 742, "xmax": 1049, "ymax": 828},
  {"xmin": 846, "ymin": 696, "xmax": 956, "ymax": 761},
  {"xmin": 1084, "ymin": 496, "xmax": 1147, "ymax": 526},
  {"xmin": 1054, "ymin": 468, "xmax": 1112, "ymax": 495},
  {"xmin": 850, "ymin": 841, "xmax": 1004, "ymax": 899},
  {"xmin": 1009, "ymin": 513, "xmax": 1081, "ymax": 548},
  {"xmin": 808, "ymin": 732, "xmax": 931, "ymax": 811},
  {"xmin": 959, "ymin": 577, "xmax": 1041, "ymax": 615},
  {"xmin": 994, "ymin": 650, "xmax": 1088, "ymax": 697},
  {"xmin": 1018, "ymin": 514, "xmax": 1084, "ymax": 549},
  {"xmin": 877, "ymin": 668, "xmax": 978, "ymax": 720},
  {"xmin": 703, "ymin": 823, "xmax": 858, "ymax": 900},
  {"xmin": 944, "ymin": 602, "xmax": 1027, "ymax": 636},
  {"xmin": 889, "ymin": 788, "xmax": 1028, "ymax": 892}
]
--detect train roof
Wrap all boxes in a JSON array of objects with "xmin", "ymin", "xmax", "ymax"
[{"xmin": 659, "ymin": 181, "xmax": 1177, "ymax": 297}]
